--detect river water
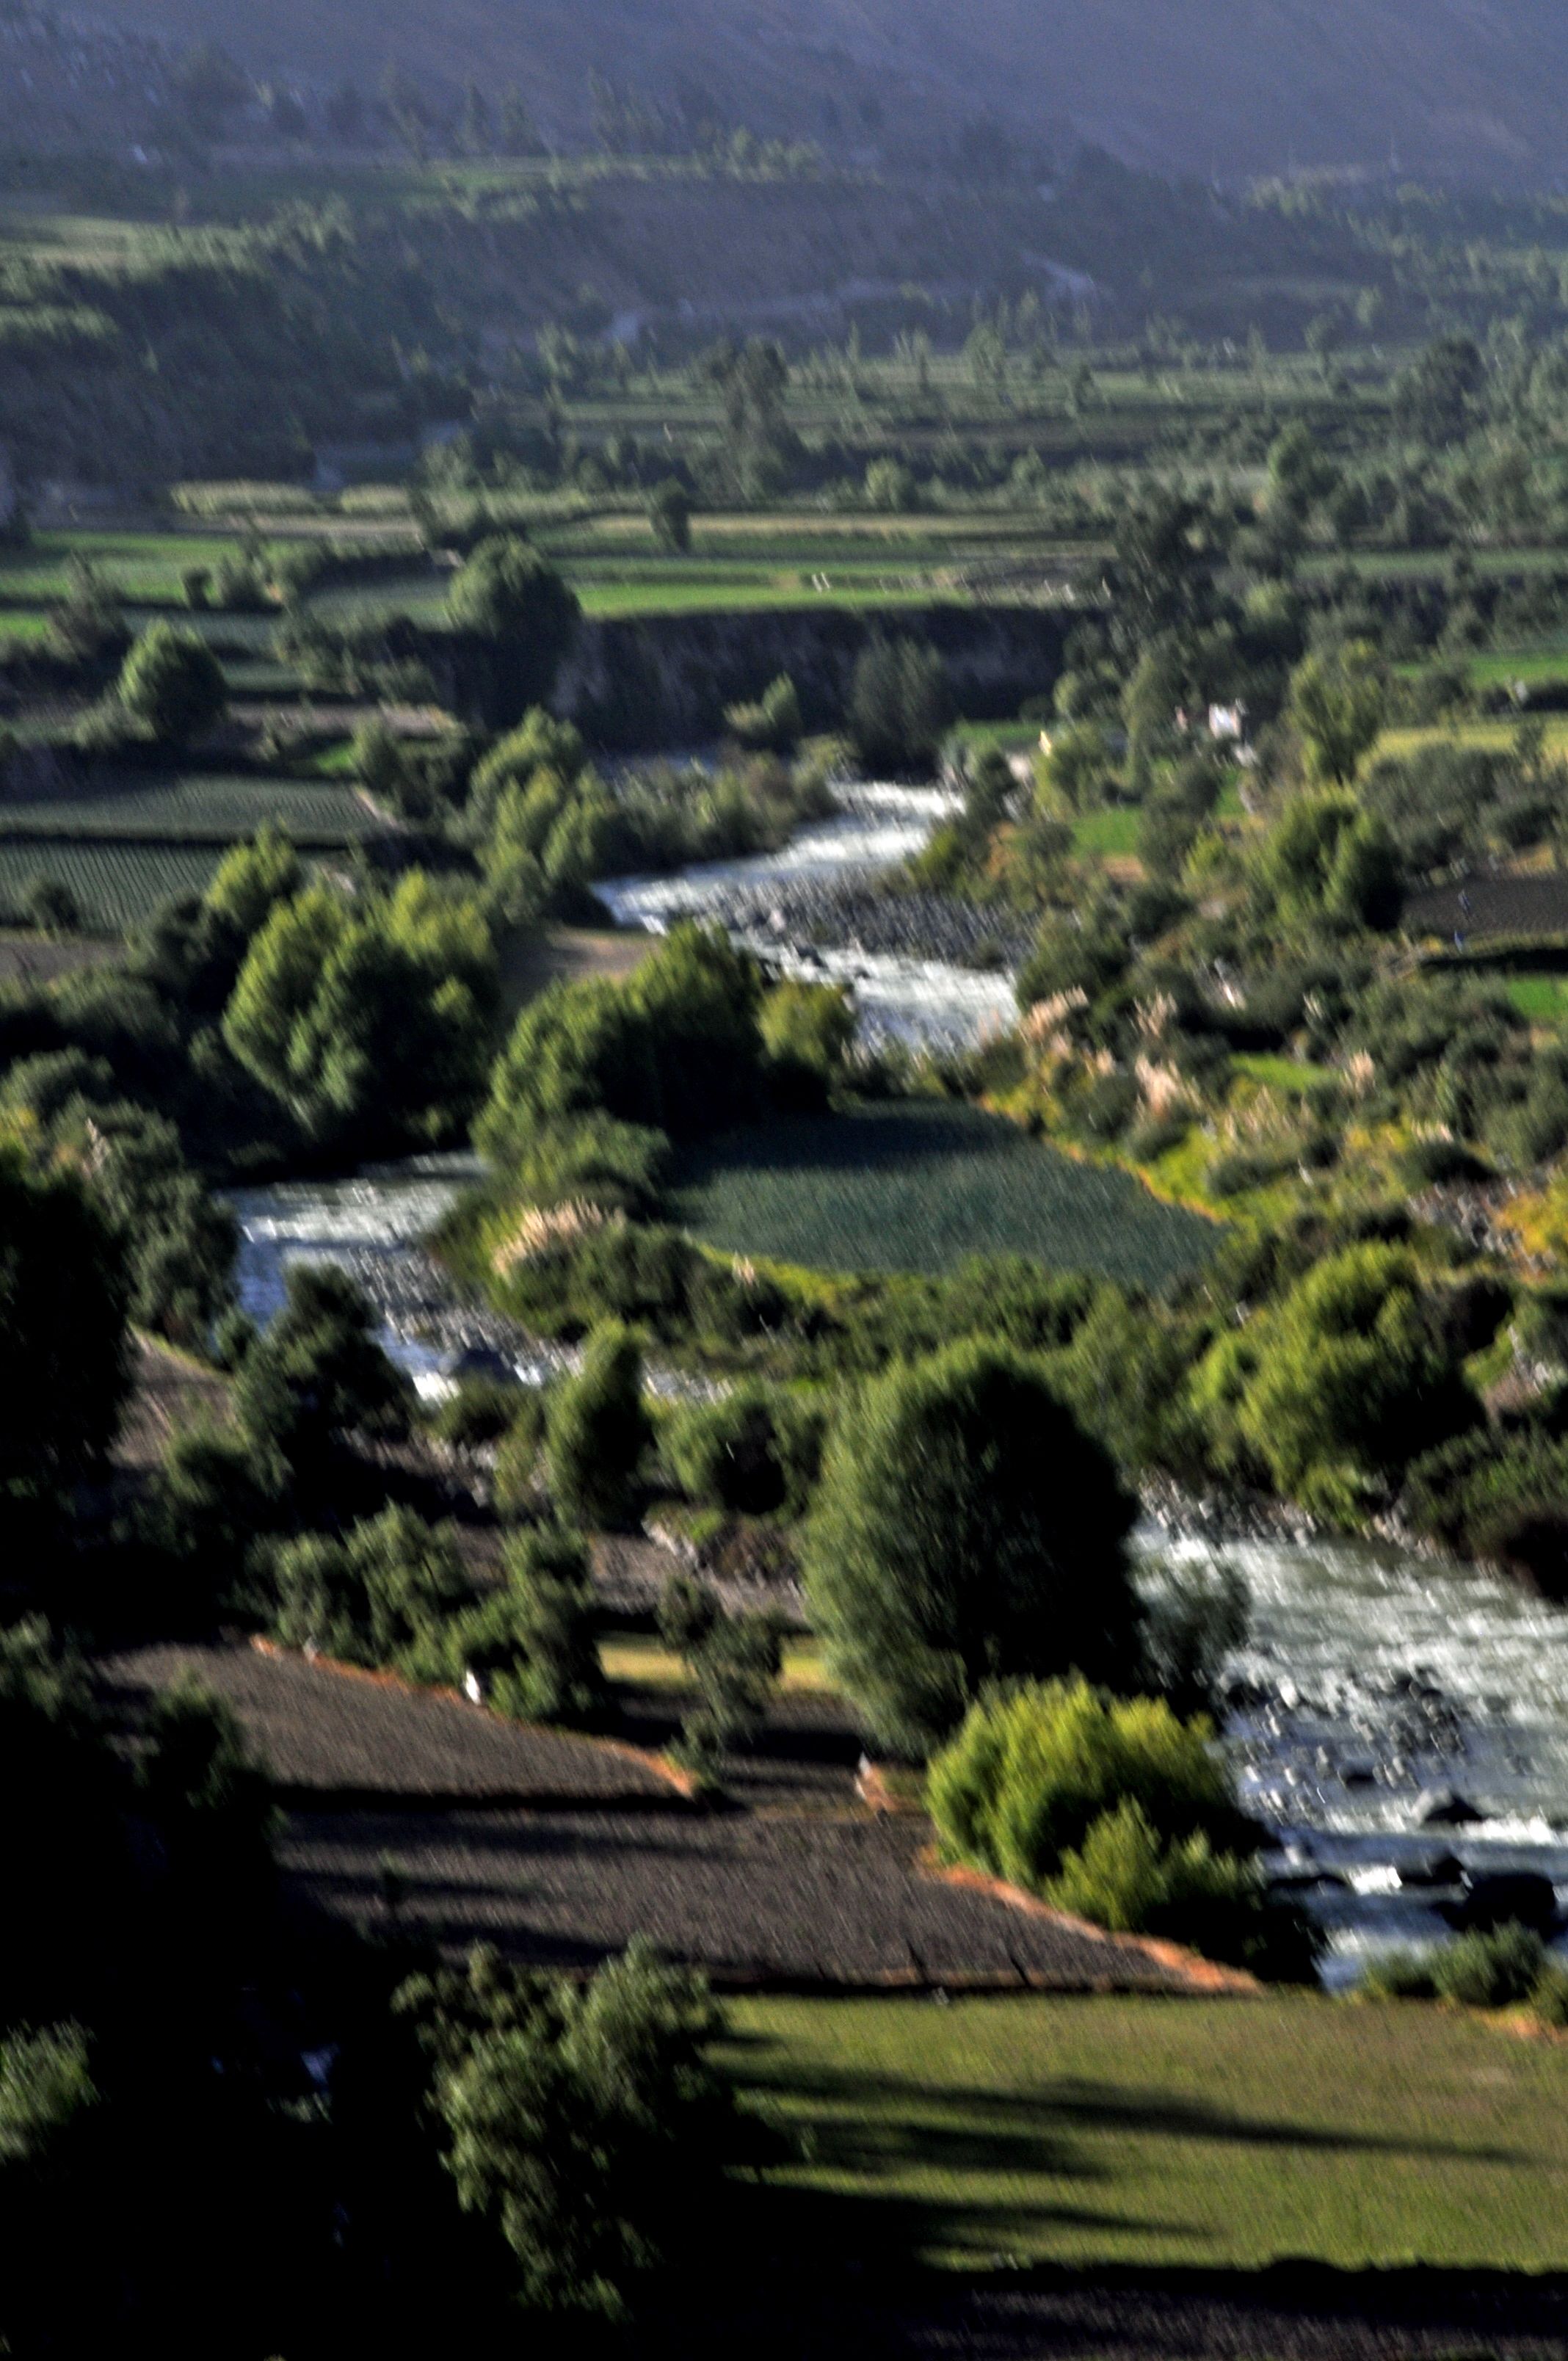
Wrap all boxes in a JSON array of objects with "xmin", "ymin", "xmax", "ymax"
[
  {"xmin": 592, "ymin": 783, "xmax": 1020, "ymax": 1052},
  {"xmin": 225, "ymin": 780, "xmax": 1568, "ymax": 1981}
]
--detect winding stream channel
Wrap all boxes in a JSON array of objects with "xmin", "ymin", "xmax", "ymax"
[{"xmin": 228, "ymin": 777, "xmax": 1568, "ymax": 1984}]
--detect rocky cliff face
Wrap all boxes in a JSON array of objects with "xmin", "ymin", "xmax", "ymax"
[
  {"xmin": 419, "ymin": 603, "xmax": 1075, "ymax": 747},
  {"xmin": 551, "ymin": 603, "xmax": 1075, "ymax": 748}
]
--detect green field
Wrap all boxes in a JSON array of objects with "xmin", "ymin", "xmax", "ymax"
[
  {"xmin": 0, "ymin": 530, "xmax": 251, "ymax": 605},
  {"xmin": 0, "ymin": 775, "xmax": 382, "ymax": 847},
  {"xmin": 1377, "ymin": 717, "xmax": 1568, "ymax": 762},
  {"xmin": 1506, "ymin": 971, "xmax": 1568, "ymax": 1023},
  {"xmin": 1233, "ymin": 1051, "xmax": 1337, "ymax": 1093},
  {"xmin": 726, "ymin": 1993, "xmax": 1568, "ymax": 2271},
  {"xmin": 0, "ymin": 841, "xmax": 226, "ymax": 928},
  {"xmin": 1071, "ymin": 805, "xmax": 1141, "ymax": 859},
  {"xmin": 668, "ymin": 1103, "xmax": 1219, "ymax": 1286}
]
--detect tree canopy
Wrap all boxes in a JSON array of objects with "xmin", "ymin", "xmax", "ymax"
[
  {"xmin": 802, "ymin": 1340, "xmax": 1141, "ymax": 1758},
  {"xmin": 117, "ymin": 623, "xmax": 228, "ymax": 748},
  {"xmin": 222, "ymin": 871, "xmax": 498, "ymax": 1147}
]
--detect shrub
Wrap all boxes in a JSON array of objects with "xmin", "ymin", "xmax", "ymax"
[
  {"xmin": 545, "ymin": 1323, "xmax": 650, "ymax": 1529},
  {"xmin": 928, "ymin": 1678, "xmax": 1312, "ymax": 1977},
  {"xmin": 1432, "ymin": 1923, "xmax": 1547, "ymax": 2010},
  {"xmin": 724, "ymin": 672, "xmax": 802, "ymax": 755},
  {"xmin": 117, "ymin": 623, "xmax": 228, "ymax": 748},
  {"xmin": 432, "ymin": 1376, "xmax": 524, "ymax": 1452},
  {"xmin": 1400, "ymin": 1135, "xmax": 1492, "ymax": 1189},
  {"xmin": 661, "ymin": 1383, "xmax": 824, "ymax": 1520},
  {"xmin": 492, "ymin": 1390, "xmax": 551, "ymax": 1515},
  {"xmin": 928, "ymin": 1677, "xmax": 1246, "ymax": 1890},
  {"xmin": 267, "ymin": 1506, "xmax": 470, "ymax": 1667},
  {"xmin": 1044, "ymin": 1796, "xmax": 1257, "ymax": 1934},
  {"xmin": 1528, "ymin": 1960, "xmax": 1568, "ymax": 2028},
  {"xmin": 1360, "ymin": 1950, "xmax": 1439, "ymax": 2001},
  {"xmin": 802, "ymin": 1342, "xmax": 1139, "ymax": 1758}
]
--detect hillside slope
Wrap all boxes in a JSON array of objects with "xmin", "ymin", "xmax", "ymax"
[{"xmin": 71, "ymin": 0, "xmax": 1568, "ymax": 184}]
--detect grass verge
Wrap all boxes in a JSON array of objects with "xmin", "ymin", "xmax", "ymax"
[{"xmin": 724, "ymin": 1992, "xmax": 1568, "ymax": 2271}]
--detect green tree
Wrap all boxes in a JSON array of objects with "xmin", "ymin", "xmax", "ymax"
[
  {"xmin": 1395, "ymin": 334, "xmax": 1487, "ymax": 443},
  {"xmin": 117, "ymin": 624, "xmax": 228, "ymax": 749},
  {"xmin": 647, "ymin": 479, "xmax": 692, "ymax": 554},
  {"xmin": 478, "ymin": 924, "xmax": 764, "ymax": 1164},
  {"xmin": 492, "ymin": 1526, "xmax": 604, "ymax": 1722},
  {"xmin": 222, "ymin": 874, "xmax": 498, "ymax": 1146},
  {"xmin": 1287, "ymin": 640, "xmax": 1386, "ymax": 785},
  {"xmin": 0, "ymin": 1152, "xmax": 131, "ymax": 1539},
  {"xmin": 848, "ymin": 635, "xmax": 953, "ymax": 771},
  {"xmin": 203, "ymin": 825, "xmax": 302, "ymax": 942},
  {"xmin": 407, "ymin": 1940, "xmax": 740, "ymax": 2318},
  {"xmin": 446, "ymin": 537, "xmax": 580, "ymax": 719},
  {"xmin": 545, "ymin": 1322, "xmax": 650, "ymax": 1529},
  {"xmin": 1255, "ymin": 788, "xmax": 1399, "ymax": 929},
  {"xmin": 802, "ymin": 1341, "xmax": 1141, "ymax": 1758},
  {"xmin": 235, "ymin": 1263, "xmax": 410, "ymax": 1485},
  {"xmin": 759, "ymin": 979, "xmax": 854, "ymax": 1106},
  {"xmin": 1265, "ymin": 420, "xmax": 1335, "ymax": 521},
  {"xmin": 863, "ymin": 457, "xmax": 916, "ymax": 512},
  {"xmin": 699, "ymin": 339, "xmax": 792, "ymax": 498},
  {"xmin": 1199, "ymin": 1244, "xmax": 1475, "ymax": 1520}
]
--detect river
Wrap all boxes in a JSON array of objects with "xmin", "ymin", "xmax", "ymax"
[
  {"xmin": 592, "ymin": 782, "xmax": 1020, "ymax": 1052},
  {"xmin": 225, "ymin": 777, "xmax": 1568, "ymax": 1982}
]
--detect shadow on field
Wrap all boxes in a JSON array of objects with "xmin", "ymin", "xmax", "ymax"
[
  {"xmin": 673, "ymin": 1104, "xmax": 1015, "ymax": 1183},
  {"xmin": 638, "ymin": 2252, "xmax": 1568, "ymax": 2361}
]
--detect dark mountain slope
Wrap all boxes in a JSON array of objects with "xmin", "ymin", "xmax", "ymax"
[{"xmin": 72, "ymin": 0, "xmax": 1568, "ymax": 184}]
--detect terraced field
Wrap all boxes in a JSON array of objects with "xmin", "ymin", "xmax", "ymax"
[
  {"xmin": 669, "ymin": 1103, "xmax": 1220, "ymax": 1286},
  {"xmin": 0, "ymin": 840, "xmax": 226, "ymax": 926},
  {"xmin": 0, "ymin": 529, "xmax": 251, "ymax": 604},
  {"xmin": 0, "ymin": 774, "xmax": 383, "ymax": 846}
]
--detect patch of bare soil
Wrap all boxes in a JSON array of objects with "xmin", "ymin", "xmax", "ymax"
[
  {"xmin": 0, "ymin": 930, "xmax": 122, "ymax": 986},
  {"xmin": 95, "ymin": 1639, "xmax": 675, "ymax": 1807},
  {"xmin": 112, "ymin": 1337, "xmax": 231, "ymax": 1474},
  {"xmin": 498, "ymin": 921, "xmax": 653, "ymax": 1014},
  {"xmin": 277, "ymin": 1800, "xmax": 1195, "ymax": 1991},
  {"xmin": 1405, "ymin": 872, "xmax": 1568, "ymax": 941}
]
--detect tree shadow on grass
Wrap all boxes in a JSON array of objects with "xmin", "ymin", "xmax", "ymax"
[{"xmin": 723, "ymin": 2053, "xmax": 1533, "ymax": 2288}]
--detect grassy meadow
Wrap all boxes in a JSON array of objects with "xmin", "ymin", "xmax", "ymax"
[
  {"xmin": 668, "ymin": 1102, "xmax": 1219, "ymax": 1286},
  {"xmin": 727, "ymin": 1992, "xmax": 1568, "ymax": 2271}
]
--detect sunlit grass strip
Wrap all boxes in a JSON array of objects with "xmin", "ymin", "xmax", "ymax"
[{"xmin": 726, "ymin": 1990, "xmax": 1568, "ymax": 2271}]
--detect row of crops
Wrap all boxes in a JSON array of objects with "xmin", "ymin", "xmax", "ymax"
[
  {"xmin": 0, "ymin": 772, "xmax": 391, "ymax": 931},
  {"xmin": 0, "ymin": 842, "xmax": 228, "ymax": 930},
  {"xmin": 668, "ymin": 1103, "xmax": 1221, "ymax": 1288},
  {"xmin": 0, "ymin": 775, "xmax": 384, "ymax": 846}
]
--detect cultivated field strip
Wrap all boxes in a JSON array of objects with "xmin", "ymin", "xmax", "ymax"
[
  {"xmin": 0, "ymin": 841, "xmax": 226, "ymax": 926},
  {"xmin": 0, "ymin": 775, "xmax": 383, "ymax": 846},
  {"xmin": 277, "ymin": 1805, "xmax": 1196, "ymax": 1990},
  {"xmin": 96, "ymin": 1642, "xmax": 675, "ymax": 1807},
  {"xmin": 95, "ymin": 1639, "xmax": 1195, "ymax": 1990}
]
